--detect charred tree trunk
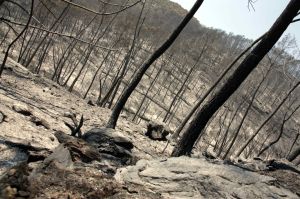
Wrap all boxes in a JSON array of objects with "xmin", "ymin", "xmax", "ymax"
[
  {"xmin": 172, "ymin": 0, "xmax": 300, "ymax": 156},
  {"xmin": 171, "ymin": 33, "xmax": 265, "ymax": 140},
  {"xmin": 106, "ymin": 0, "xmax": 204, "ymax": 128}
]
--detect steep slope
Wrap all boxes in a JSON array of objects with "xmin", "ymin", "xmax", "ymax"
[
  {"xmin": 0, "ymin": 0, "xmax": 299, "ymax": 161},
  {"xmin": 0, "ymin": 57, "xmax": 299, "ymax": 199}
]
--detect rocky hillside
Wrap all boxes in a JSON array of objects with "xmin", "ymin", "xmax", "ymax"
[
  {"xmin": 0, "ymin": 55, "xmax": 299, "ymax": 199},
  {"xmin": 0, "ymin": 0, "xmax": 299, "ymax": 170}
]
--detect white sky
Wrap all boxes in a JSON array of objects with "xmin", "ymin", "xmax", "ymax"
[{"xmin": 171, "ymin": 0, "xmax": 300, "ymax": 47}]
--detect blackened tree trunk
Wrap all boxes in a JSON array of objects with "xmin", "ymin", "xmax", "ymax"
[
  {"xmin": 287, "ymin": 146, "xmax": 300, "ymax": 162},
  {"xmin": 106, "ymin": 0, "xmax": 205, "ymax": 129},
  {"xmin": 222, "ymin": 68, "xmax": 270, "ymax": 160},
  {"xmin": 171, "ymin": 33, "xmax": 265, "ymax": 140},
  {"xmin": 172, "ymin": 0, "xmax": 300, "ymax": 157}
]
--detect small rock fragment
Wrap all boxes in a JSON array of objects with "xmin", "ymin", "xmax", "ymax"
[
  {"xmin": 63, "ymin": 112, "xmax": 76, "ymax": 118},
  {"xmin": 12, "ymin": 104, "xmax": 32, "ymax": 116},
  {"xmin": 87, "ymin": 100, "xmax": 95, "ymax": 106},
  {"xmin": 18, "ymin": 190, "xmax": 30, "ymax": 197},
  {"xmin": 29, "ymin": 116, "xmax": 50, "ymax": 129},
  {"xmin": 42, "ymin": 87, "xmax": 50, "ymax": 92},
  {"xmin": 0, "ymin": 111, "xmax": 5, "ymax": 123}
]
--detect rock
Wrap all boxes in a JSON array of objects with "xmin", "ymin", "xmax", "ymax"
[
  {"xmin": 29, "ymin": 116, "xmax": 50, "ymax": 129},
  {"xmin": 1, "ymin": 186, "xmax": 17, "ymax": 199},
  {"xmin": 115, "ymin": 157, "xmax": 299, "ymax": 199},
  {"xmin": 18, "ymin": 190, "xmax": 30, "ymax": 197},
  {"xmin": 82, "ymin": 128, "xmax": 135, "ymax": 166},
  {"xmin": 145, "ymin": 121, "xmax": 172, "ymax": 141},
  {"xmin": 42, "ymin": 87, "xmax": 51, "ymax": 92},
  {"xmin": 202, "ymin": 150, "xmax": 217, "ymax": 160},
  {"xmin": 54, "ymin": 131, "xmax": 101, "ymax": 163},
  {"xmin": 87, "ymin": 99, "xmax": 95, "ymax": 106},
  {"xmin": 0, "ymin": 147, "xmax": 120, "ymax": 198},
  {"xmin": 83, "ymin": 128, "xmax": 134, "ymax": 150},
  {"xmin": 0, "ymin": 111, "xmax": 5, "ymax": 123},
  {"xmin": 54, "ymin": 130, "xmax": 134, "ymax": 169},
  {"xmin": 63, "ymin": 111, "xmax": 76, "ymax": 118},
  {"xmin": 0, "ymin": 162, "xmax": 30, "ymax": 196},
  {"xmin": 12, "ymin": 104, "xmax": 32, "ymax": 116},
  {"xmin": 43, "ymin": 144, "xmax": 73, "ymax": 169}
]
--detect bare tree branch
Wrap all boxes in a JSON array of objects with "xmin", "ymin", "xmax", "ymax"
[
  {"xmin": 247, "ymin": 0, "xmax": 256, "ymax": 11},
  {"xmin": 292, "ymin": 18, "xmax": 300, "ymax": 23},
  {"xmin": 0, "ymin": 17, "xmax": 118, "ymax": 51},
  {"xmin": 61, "ymin": 0, "xmax": 141, "ymax": 16}
]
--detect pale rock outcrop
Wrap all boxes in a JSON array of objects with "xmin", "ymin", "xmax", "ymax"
[{"xmin": 115, "ymin": 157, "xmax": 299, "ymax": 199}]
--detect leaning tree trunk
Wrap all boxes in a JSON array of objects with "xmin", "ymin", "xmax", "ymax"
[
  {"xmin": 171, "ymin": 0, "xmax": 300, "ymax": 157},
  {"xmin": 171, "ymin": 33, "xmax": 265, "ymax": 140},
  {"xmin": 106, "ymin": 0, "xmax": 205, "ymax": 129},
  {"xmin": 287, "ymin": 146, "xmax": 300, "ymax": 162}
]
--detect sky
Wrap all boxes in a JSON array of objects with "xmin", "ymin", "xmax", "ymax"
[{"xmin": 170, "ymin": 0, "xmax": 300, "ymax": 48}]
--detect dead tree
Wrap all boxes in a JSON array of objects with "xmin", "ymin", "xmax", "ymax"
[
  {"xmin": 235, "ymin": 81, "xmax": 300, "ymax": 158},
  {"xmin": 106, "ymin": 0, "xmax": 205, "ymax": 129},
  {"xmin": 132, "ymin": 62, "xmax": 162, "ymax": 122},
  {"xmin": 257, "ymin": 102, "xmax": 300, "ymax": 157},
  {"xmin": 216, "ymin": 101, "xmax": 244, "ymax": 157},
  {"xmin": 213, "ymin": 108, "xmax": 230, "ymax": 152},
  {"xmin": 23, "ymin": 4, "xmax": 70, "ymax": 68},
  {"xmin": 163, "ymin": 39, "xmax": 208, "ymax": 123},
  {"xmin": 0, "ymin": 0, "xmax": 34, "ymax": 77},
  {"xmin": 221, "ymin": 65, "xmax": 272, "ymax": 159},
  {"xmin": 99, "ymin": 2, "xmax": 146, "ymax": 107},
  {"xmin": 171, "ymin": 33, "xmax": 266, "ymax": 140},
  {"xmin": 172, "ymin": 0, "xmax": 300, "ymax": 157}
]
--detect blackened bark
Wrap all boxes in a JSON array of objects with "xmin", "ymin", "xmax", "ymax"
[
  {"xmin": 172, "ymin": 0, "xmax": 300, "ymax": 156},
  {"xmin": 171, "ymin": 33, "xmax": 265, "ymax": 140},
  {"xmin": 106, "ymin": 0, "xmax": 205, "ymax": 128}
]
